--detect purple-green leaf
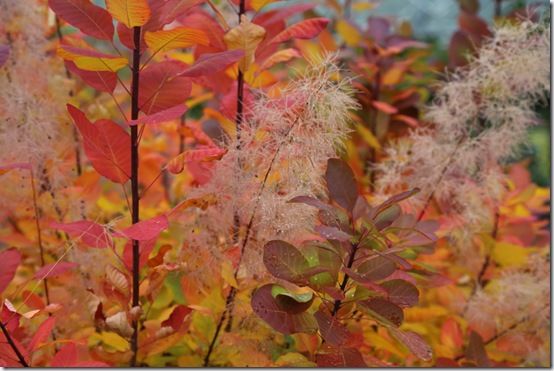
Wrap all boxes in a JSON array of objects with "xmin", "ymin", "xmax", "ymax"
[
  {"xmin": 382, "ymin": 279, "xmax": 419, "ymax": 307},
  {"xmin": 325, "ymin": 158, "xmax": 358, "ymax": 212},
  {"xmin": 356, "ymin": 256, "xmax": 396, "ymax": 281},
  {"xmin": 251, "ymin": 284, "xmax": 317, "ymax": 334},
  {"xmin": 263, "ymin": 240, "xmax": 310, "ymax": 283}
]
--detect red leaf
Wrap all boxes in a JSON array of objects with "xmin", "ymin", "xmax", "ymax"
[
  {"xmin": 65, "ymin": 61, "xmax": 117, "ymax": 93},
  {"xmin": 0, "ymin": 249, "xmax": 21, "ymax": 294},
  {"xmin": 67, "ymin": 104, "xmax": 131, "ymax": 183},
  {"xmin": 0, "ymin": 162, "xmax": 32, "ymax": 174},
  {"xmin": 1, "ymin": 302, "xmax": 20, "ymax": 333},
  {"xmin": 74, "ymin": 361, "xmax": 110, "ymax": 367},
  {"xmin": 220, "ymin": 81, "xmax": 254, "ymax": 120},
  {"xmin": 117, "ymin": 215, "xmax": 169, "ymax": 241},
  {"xmin": 180, "ymin": 50, "xmax": 244, "ymax": 77},
  {"xmin": 28, "ymin": 317, "xmax": 56, "ymax": 352},
  {"xmin": 139, "ymin": 61, "xmax": 191, "ymax": 114},
  {"xmin": 50, "ymin": 343, "xmax": 77, "ymax": 367},
  {"xmin": 253, "ymin": 3, "xmax": 316, "ymax": 28},
  {"xmin": 34, "ymin": 262, "xmax": 78, "ymax": 280},
  {"xmin": 50, "ymin": 220, "xmax": 112, "ymax": 248},
  {"xmin": 161, "ymin": 305, "xmax": 192, "ymax": 331},
  {"xmin": 129, "ymin": 104, "xmax": 187, "ymax": 126},
  {"xmin": 316, "ymin": 345, "xmax": 367, "ymax": 367},
  {"xmin": 157, "ymin": 0, "xmax": 206, "ymax": 28},
  {"xmin": 459, "ymin": 10, "xmax": 492, "ymax": 43},
  {"xmin": 122, "ymin": 238, "xmax": 156, "ymax": 271},
  {"xmin": 167, "ymin": 147, "xmax": 227, "ymax": 174},
  {"xmin": 314, "ymin": 309, "xmax": 349, "ymax": 346},
  {"xmin": 0, "ymin": 45, "xmax": 9, "ymax": 67},
  {"xmin": 268, "ymin": 18, "xmax": 329, "ymax": 45},
  {"xmin": 48, "ymin": 0, "xmax": 114, "ymax": 41},
  {"xmin": 465, "ymin": 331, "xmax": 491, "ymax": 367}
]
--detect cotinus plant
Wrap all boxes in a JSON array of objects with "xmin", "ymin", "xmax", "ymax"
[{"xmin": 252, "ymin": 158, "xmax": 439, "ymax": 366}]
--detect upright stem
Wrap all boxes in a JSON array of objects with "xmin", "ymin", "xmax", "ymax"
[
  {"xmin": 0, "ymin": 321, "xmax": 28, "ymax": 367},
  {"xmin": 55, "ymin": 16, "xmax": 81, "ymax": 176},
  {"xmin": 130, "ymin": 26, "xmax": 142, "ymax": 368},
  {"xmin": 29, "ymin": 170, "xmax": 51, "ymax": 306},
  {"xmin": 331, "ymin": 241, "xmax": 359, "ymax": 316}
]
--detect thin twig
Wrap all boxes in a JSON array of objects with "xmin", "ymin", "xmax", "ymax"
[{"xmin": 0, "ymin": 321, "xmax": 28, "ymax": 367}]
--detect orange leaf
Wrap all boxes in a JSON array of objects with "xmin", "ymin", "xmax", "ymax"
[
  {"xmin": 372, "ymin": 101, "xmax": 398, "ymax": 114},
  {"xmin": 144, "ymin": 27, "xmax": 209, "ymax": 55}
]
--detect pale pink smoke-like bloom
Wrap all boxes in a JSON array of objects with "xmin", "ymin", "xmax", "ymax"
[
  {"xmin": 174, "ymin": 54, "xmax": 359, "ymax": 279},
  {"xmin": 0, "ymin": 0, "xmax": 74, "ymax": 213},
  {"xmin": 374, "ymin": 20, "xmax": 549, "ymax": 233}
]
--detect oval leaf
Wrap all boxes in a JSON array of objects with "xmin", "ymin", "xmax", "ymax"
[
  {"xmin": 268, "ymin": 17, "xmax": 329, "ymax": 45},
  {"xmin": 48, "ymin": 0, "xmax": 114, "ymax": 40},
  {"xmin": 325, "ymin": 158, "xmax": 358, "ymax": 212},
  {"xmin": 67, "ymin": 104, "xmax": 131, "ymax": 183},
  {"xmin": 263, "ymin": 240, "xmax": 310, "ymax": 283},
  {"xmin": 106, "ymin": 0, "xmax": 151, "ymax": 28},
  {"xmin": 356, "ymin": 256, "xmax": 396, "ymax": 281},
  {"xmin": 360, "ymin": 297, "xmax": 404, "ymax": 327},
  {"xmin": 179, "ymin": 50, "xmax": 245, "ymax": 77},
  {"xmin": 117, "ymin": 215, "xmax": 169, "ymax": 241},
  {"xmin": 251, "ymin": 284, "xmax": 317, "ymax": 334},
  {"xmin": 50, "ymin": 220, "xmax": 112, "ymax": 248},
  {"xmin": 382, "ymin": 279, "xmax": 419, "ymax": 307}
]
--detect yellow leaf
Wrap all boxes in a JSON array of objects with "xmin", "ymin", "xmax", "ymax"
[
  {"xmin": 243, "ymin": 64, "xmax": 277, "ymax": 88},
  {"xmin": 58, "ymin": 46, "xmax": 127, "ymax": 72},
  {"xmin": 492, "ymin": 242, "xmax": 537, "ymax": 267},
  {"xmin": 251, "ymin": 0, "xmax": 276, "ymax": 11},
  {"xmin": 204, "ymin": 107, "xmax": 236, "ymax": 139},
  {"xmin": 145, "ymin": 27, "xmax": 209, "ymax": 55},
  {"xmin": 223, "ymin": 15, "xmax": 266, "ymax": 73},
  {"xmin": 106, "ymin": 0, "xmax": 151, "ymax": 28},
  {"xmin": 221, "ymin": 261, "xmax": 238, "ymax": 288},
  {"xmin": 98, "ymin": 331, "xmax": 130, "ymax": 352},
  {"xmin": 365, "ymin": 332, "xmax": 405, "ymax": 358},
  {"xmin": 382, "ymin": 66, "xmax": 406, "ymax": 86},
  {"xmin": 336, "ymin": 19, "xmax": 361, "ymax": 47},
  {"xmin": 145, "ymin": 331, "xmax": 182, "ymax": 356},
  {"xmin": 352, "ymin": 2, "xmax": 376, "ymax": 11},
  {"xmin": 275, "ymin": 352, "xmax": 316, "ymax": 367},
  {"xmin": 404, "ymin": 305, "xmax": 449, "ymax": 322},
  {"xmin": 356, "ymin": 122, "xmax": 381, "ymax": 150}
]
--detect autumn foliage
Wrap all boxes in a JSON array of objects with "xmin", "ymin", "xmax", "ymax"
[{"xmin": 0, "ymin": 0, "xmax": 550, "ymax": 368}]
